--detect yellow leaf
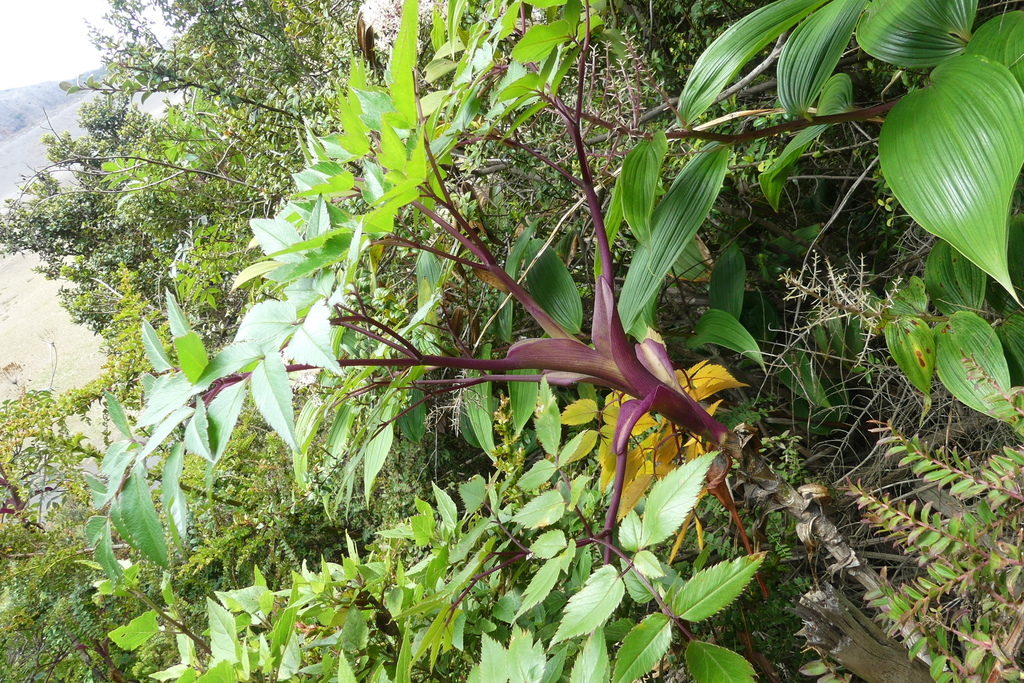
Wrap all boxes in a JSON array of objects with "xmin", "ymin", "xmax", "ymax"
[
  {"xmin": 677, "ymin": 361, "xmax": 747, "ymax": 401},
  {"xmin": 561, "ymin": 398, "xmax": 599, "ymax": 425},
  {"xmin": 619, "ymin": 472, "xmax": 654, "ymax": 519},
  {"xmin": 599, "ymin": 441, "xmax": 617, "ymax": 491},
  {"xmin": 563, "ymin": 429, "xmax": 598, "ymax": 464}
]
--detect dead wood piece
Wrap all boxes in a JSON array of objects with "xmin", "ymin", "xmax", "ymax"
[{"xmin": 793, "ymin": 584, "xmax": 932, "ymax": 683}]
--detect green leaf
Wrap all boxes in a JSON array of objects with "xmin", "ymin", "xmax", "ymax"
[
  {"xmin": 286, "ymin": 301, "xmax": 341, "ymax": 373},
  {"xmin": 251, "ymin": 217, "xmax": 303, "ymax": 255},
  {"xmin": 760, "ymin": 73, "xmax": 851, "ymax": 209},
  {"xmin": 459, "ymin": 475, "xmax": 487, "ymax": 514},
  {"xmin": 640, "ymin": 454, "xmax": 714, "ymax": 548},
  {"xmin": 621, "ymin": 132, "xmax": 668, "ymax": 245},
  {"xmin": 569, "ymin": 629, "xmax": 609, "ymax": 683},
  {"xmin": 195, "ymin": 661, "xmax": 234, "ymax": 683},
  {"xmin": 165, "ymin": 290, "xmax": 191, "ymax": 338},
  {"xmin": 142, "ymin": 320, "xmax": 173, "ymax": 371},
  {"xmin": 966, "ymin": 11, "xmax": 1024, "ymax": 89},
  {"xmin": 997, "ymin": 313, "xmax": 1024, "ymax": 386},
  {"xmin": 884, "ymin": 316, "xmax": 936, "ymax": 400},
  {"xmin": 620, "ymin": 146, "xmax": 730, "ymax": 333},
  {"xmin": 534, "ymin": 379, "xmax": 561, "ymax": 456},
  {"xmin": 671, "ymin": 554, "xmax": 765, "ymax": 621},
  {"xmin": 195, "ymin": 341, "xmax": 264, "ymax": 391},
  {"xmin": 480, "ymin": 633, "xmax": 509, "ymax": 683},
  {"xmin": 552, "ymin": 565, "xmax": 625, "ymax": 643},
  {"xmin": 515, "ymin": 555, "xmax": 565, "ymax": 620},
  {"xmin": 111, "ymin": 465, "xmax": 168, "ymax": 568},
  {"xmin": 174, "ymin": 332, "xmax": 209, "ymax": 383},
  {"xmin": 685, "ymin": 641, "xmax": 757, "ymax": 683},
  {"xmin": 512, "ymin": 21, "xmax": 571, "ymax": 63},
  {"xmin": 510, "ymin": 374, "xmax": 540, "ymax": 435},
  {"xmin": 207, "ymin": 380, "xmax": 247, "ymax": 463},
  {"xmin": 924, "ymin": 240, "xmax": 988, "ymax": 316},
  {"xmin": 363, "ymin": 423, "xmax": 395, "ymax": 495},
  {"xmin": 104, "ymin": 392, "xmax": 133, "ymax": 439},
  {"xmin": 207, "ymin": 597, "xmax": 240, "ymax": 664},
  {"xmin": 508, "ymin": 628, "xmax": 547, "ymax": 683},
  {"xmin": 162, "ymin": 443, "xmax": 189, "ymax": 549},
  {"xmin": 525, "ymin": 241, "xmax": 584, "ymax": 335},
  {"xmin": 250, "ymin": 353, "xmax": 298, "ymax": 450},
  {"xmin": 889, "ymin": 276, "xmax": 929, "ymax": 317},
  {"xmin": 109, "ymin": 610, "xmax": 160, "ymax": 651},
  {"xmin": 935, "ymin": 311, "xmax": 1011, "ymax": 415},
  {"xmin": 687, "ymin": 310, "xmax": 766, "ymax": 369},
  {"xmin": 86, "ymin": 516, "xmax": 121, "ymax": 580},
  {"xmin": 531, "ymin": 530, "xmax": 568, "ymax": 559},
  {"xmin": 857, "ymin": 0, "xmax": 975, "ymax": 68},
  {"xmin": 679, "ymin": 0, "xmax": 828, "ymax": 123},
  {"xmin": 709, "ymin": 243, "xmax": 746, "ymax": 320},
  {"xmin": 520, "ymin": 459, "xmax": 558, "ymax": 490},
  {"xmin": 612, "ymin": 614, "xmax": 672, "ymax": 683},
  {"xmin": 235, "ymin": 300, "xmax": 298, "ymax": 348},
  {"xmin": 513, "ymin": 490, "xmax": 566, "ymax": 529},
  {"xmin": 879, "ymin": 55, "xmax": 1024, "ymax": 298},
  {"xmin": 777, "ymin": 0, "xmax": 866, "ymax": 115}
]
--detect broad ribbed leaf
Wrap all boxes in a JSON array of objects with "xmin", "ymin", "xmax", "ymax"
[
  {"xmin": 687, "ymin": 310, "xmax": 765, "ymax": 369},
  {"xmin": 936, "ymin": 311, "xmax": 1011, "ymax": 415},
  {"xmin": 510, "ymin": 372, "xmax": 539, "ymax": 435},
  {"xmin": 111, "ymin": 466, "xmax": 168, "ymax": 568},
  {"xmin": 612, "ymin": 614, "xmax": 672, "ymax": 683},
  {"xmin": 966, "ymin": 12, "xmax": 1024, "ymax": 88},
  {"xmin": 879, "ymin": 55, "xmax": 1024, "ymax": 298},
  {"xmin": 640, "ymin": 454, "xmax": 713, "ymax": 548},
  {"xmin": 778, "ymin": 0, "xmax": 865, "ymax": 115},
  {"xmin": 679, "ymin": 0, "xmax": 827, "ymax": 123},
  {"xmin": 250, "ymin": 353, "xmax": 298, "ymax": 450},
  {"xmin": 923, "ymin": 240, "xmax": 987, "ymax": 316},
  {"xmin": 525, "ymin": 242, "xmax": 584, "ymax": 335},
  {"xmin": 708, "ymin": 243, "xmax": 746, "ymax": 319},
  {"xmin": 620, "ymin": 147, "xmax": 730, "ymax": 333},
  {"xmin": 671, "ymin": 554, "xmax": 764, "ymax": 622},
  {"xmin": 856, "ymin": 0, "xmax": 975, "ymax": 68},
  {"xmin": 552, "ymin": 565, "xmax": 625, "ymax": 643},
  {"xmin": 621, "ymin": 133, "xmax": 668, "ymax": 245},
  {"xmin": 685, "ymin": 641, "xmax": 757, "ymax": 683},
  {"xmin": 760, "ymin": 73, "xmax": 851, "ymax": 209}
]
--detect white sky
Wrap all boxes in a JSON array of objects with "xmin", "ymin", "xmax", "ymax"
[{"xmin": 0, "ymin": 0, "xmax": 111, "ymax": 91}]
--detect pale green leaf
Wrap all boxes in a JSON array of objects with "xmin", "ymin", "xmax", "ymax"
[
  {"xmin": 640, "ymin": 454, "xmax": 714, "ymax": 548},
  {"xmin": 480, "ymin": 633, "xmax": 509, "ymax": 683},
  {"xmin": 515, "ymin": 555, "xmax": 565, "ymax": 620},
  {"xmin": 250, "ymin": 354, "xmax": 298, "ymax": 450},
  {"xmin": 208, "ymin": 380, "xmax": 247, "ymax": 463},
  {"xmin": 513, "ymin": 490, "xmax": 566, "ymax": 529},
  {"xmin": 286, "ymin": 300, "xmax": 341, "ymax": 373},
  {"xmin": 251, "ymin": 217, "xmax": 303, "ymax": 256},
  {"xmin": 569, "ymin": 629, "xmax": 609, "ymax": 683},
  {"xmin": 531, "ymin": 530, "xmax": 567, "ymax": 559},
  {"xmin": 207, "ymin": 597, "xmax": 239, "ymax": 664},
  {"xmin": 519, "ymin": 459, "xmax": 558, "ymax": 490},
  {"xmin": 142, "ymin": 320, "xmax": 173, "ymax": 372},
  {"xmin": 508, "ymin": 628, "xmax": 546, "ymax": 683},
  {"xmin": 459, "ymin": 475, "xmax": 487, "ymax": 514},
  {"xmin": 552, "ymin": 565, "xmax": 625, "ymax": 643},
  {"xmin": 195, "ymin": 341, "xmax": 264, "ymax": 391},
  {"xmin": 879, "ymin": 55, "xmax": 1024, "ymax": 298},
  {"xmin": 162, "ymin": 443, "xmax": 189, "ymax": 549},
  {"xmin": 165, "ymin": 290, "xmax": 191, "ymax": 338},
  {"xmin": 363, "ymin": 423, "xmax": 395, "ymax": 495},
  {"xmin": 104, "ymin": 392, "xmax": 133, "ymax": 439}
]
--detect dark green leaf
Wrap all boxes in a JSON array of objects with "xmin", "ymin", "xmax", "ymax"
[
  {"xmin": 111, "ymin": 465, "xmax": 168, "ymax": 568},
  {"xmin": 778, "ymin": 0, "xmax": 866, "ymax": 115},
  {"xmin": 685, "ymin": 641, "xmax": 756, "ymax": 683},
  {"xmin": 879, "ymin": 55, "xmax": 1024, "ymax": 298},
  {"xmin": 709, "ymin": 243, "xmax": 746, "ymax": 319},
  {"xmin": 997, "ymin": 313, "xmax": 1024, "ymax": 386},
  {"xmin": 857, "ymin": 0, "xmax": 974, "ymax": 68},
  {"xmin": 687, "ymin": 310, "xmax": 765, "ymax": 369},
  {"xmin": 621, "ymin": 132, "xmax": 668, "ymax": 245},
  {"xmin": 884, "ymin": 316, "xmax": 936, "ymax": 401},
  {"xmin": 525, "ymin": 241, "xmax": 584, "ymax": 335}
]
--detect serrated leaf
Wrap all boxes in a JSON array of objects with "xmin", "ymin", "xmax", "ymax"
[
  {"xmin": 195, "ymin": 342, "xmax": 264, "ymax": 391},
  {"xmin": 561, "ymin": 398, "xmax": 599, "ymax": 425},
  {"xmin": 250, "ymin": 354, "xmax": 298, "ymax": 450},
  {"xmin": 620, "ymin": 147, "xmax": 730, "ymax": 333},
  {"xmin": 857, "ymin": 0, "xmax": 975, "ymax": 68},
  {"xmin": 671, "ymin": 554, "xmax": 765, "ymax": 622},
  {"xmin": 207, "ymin": 380, "xmax": 247, "ymax": 463},
  {"xmin": 531, "ymin": 530, "xmax": 568, "ymax": 559},
  {"xmin": 559, "ymin": 429, "xmax": 598, "ymax": 465},
  {"xmin": 235, "ymin": 300, "xmax": 298, "ymax": 348},
  {"xmin": 552, "ymin": 565, "xmax": 625, "ymax": 643},
  {"xmin": 363, "ymin": 422, "xmax": 394, "ymax": 495},
  {"xmin": 777, "ymin": 0, "xmax": 866, "ymax": 115},
  {"xmin": 612, "ymin": 613, "xmax": 672, "ymax": 683},
  {"xmin": 569, "ymin": 629, "xmax": 609, "ymax": 683},
  {"xmin": 162, "ymin": 443, "xmax": 189, "ymax": 549},
  {"xmin": 619, "ymin": 511, "xmax": 642, "ymax": 552},
  {"xmin": 687, "ymin": 310, "xmax": 765, "ymax": 369},
  {"xmin": 251, "ymin": 217, "xmax": 303, "ymax": 255},
  {"xmin": 165, "ymin": 290, "xmax": 191, "ymax": 338},
  {"xmin": 514, "ymin": 490, "xmax": 566, "ymax": 529},
  {"xmin": 519, "ymin": 459, "xmax": 558, "ymax": 490},
  {"xmin": 207, "ymin": 597, "xmax": 240, "ymax": 664},
  {"xmin": 460, "ymin": 475, "xmax": 486, "ymax": 514},
  {"xmin": 640, "ymin": 454, "xmax": 714, "ymax": 548},
  {"xmin": 480, "ymin": 633, "xmax": 509, "ymax": 683},
  {"xmin": 535, "ymin": 380, "xmax": 561, "ymax": 456},
  {"xmin": 104, "ymin": 392, "xmax": 133, "ymax": 439},
  {"xmin": 111, "ymin": 465, "xmax": 168, "ymax": 568},
  {"xmin": 685, "ymin": 641, "xmax": 756, "ymax": 683},
  {"xmin": 175, "ymin": 332, "xmax": 209, "ymax": 383},
  {"xmin": 142, "ymin": 320, "xmax": 173, "ymax": 371},
  {"xmin": 631, "ymin": 550, "xmax": 664, "ymax": 579},
  {"xmin": 109, "ymin": 610, "xmax": 160, "ymax": 651},
  {"xmin": 879, "ymin": 55, "xmax": 1024, "ymax": 299},
  {"xmin": 515, "ymin": 555, "xmax": 565, "ymax": 620},
  {"xmin": 679, "ymin": 0, "xmax": 828, "ymax": 123},
  {"xmin": 508, "ymin": 628, "xmax": 546, "ymax": 683},
  {"xmin": 287, "ymin": 301, "xmax": 341, "ymax": 373}
]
